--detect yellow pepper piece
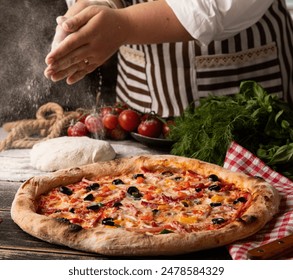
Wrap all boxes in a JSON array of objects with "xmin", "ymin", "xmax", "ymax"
[
  {"xmin": 108, "ymin": 184, "xmax": 117, "ymax": 191},
  {"xmin": 211, "ymin": 195, "xmax": 224, "ymax": 203},
  {"xmin": 158, "ymin": 204, "xmax": 169, "ymax": 210},
  {"xmin": 179, "ymin": 216, "xmax": 198, "ymax": 224},
  {"xmin": 94, "ymin": 196, "xmax": 103, "ymax": 202}
]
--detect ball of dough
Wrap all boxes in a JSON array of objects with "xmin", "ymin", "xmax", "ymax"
[{"xmin": 30, "ymin": 137, "xmax": 116, "ymax": 171}]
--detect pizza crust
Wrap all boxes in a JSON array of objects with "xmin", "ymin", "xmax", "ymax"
[
  {"xmin": 30, "ymin": 136, "xmax": 116, "ymax": 171},
  {"xmin": 11, "ymin": 155, "xmax": 280, "ymax": 256}
]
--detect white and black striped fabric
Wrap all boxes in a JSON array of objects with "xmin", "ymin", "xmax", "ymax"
[{"xmin": 116, "ymin": 0, "xmax": 293, "ymax": 117}]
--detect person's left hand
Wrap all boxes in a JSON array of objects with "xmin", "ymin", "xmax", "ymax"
[{"xmin": 44, "ymin": 5, "xmax": 128, "ymax": 85}]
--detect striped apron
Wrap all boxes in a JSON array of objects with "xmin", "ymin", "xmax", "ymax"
[{"xmin": 116, "ymin": 0, "xmax": 293, "ymax": 117}]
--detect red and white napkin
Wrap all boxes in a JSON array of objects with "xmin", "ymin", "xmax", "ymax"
[{"xmin": 224, "ymin": 141, "xmax": 293, "ymax": 260}]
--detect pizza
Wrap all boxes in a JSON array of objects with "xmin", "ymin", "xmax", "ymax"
[{"xmin": 11, "ymin": 155, "xmax": 280, "ymax": 256}]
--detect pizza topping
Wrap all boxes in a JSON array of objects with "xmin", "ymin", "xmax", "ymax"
[
  {"xmin": 127, "ymin": 186, "xmax": 143, "ymax": 199},
  {"xmin": 208, "ymin": 174, "xmax": 220, "ymax": 182},
  {"xmin": 210, "ymin": 202, "xmax": 222, "ymax": 207},
  {"xmin": 84, "ymin": 193, "xmax": 95, "ymax": 201},
  {"xmin": 60, "ymin": 186, "xmax": 73, "ymax": 196},
  {"xmin": 162, "ymin": 171, "xmax": 173, "ymax": 177},
  {"xmin": 160, "ymin": 229, "xmax": 173, "ymax": 234},
  {"xmin": 102, "ymin": 218, "xmax": 115, "ymax": 226},
  {"xmin": 86, "ymin": 183, "xmax": 100, "ymax": 192},
  {"xmin": 87, "ymin": 203, "xmax": 104, "ymax": 211},
  {"xmin": 113, "ymin": 201, "xmax": 123, "ymax": 208},
  {"xmin": 208, "ymin": 185, "xmax": 221, "ymax": 192},
  {"xmin": 37, "ymin": 164, "xmax": 255, "ymax": 235},
  {"xmin": 233, "ymin": 197, "xmax": 247, "ymax": 204},
  {"xmin": 133, "ymin": 174, "xmax": 145, "ymax": 179},
  {"xmin": 212, "ymin": 218, "xmax": 226, "ymax": 225},
  {"xmin": 195, "ymin": 187, "xmax": 203, "ymax": 192},
  {"xmin": 112, "ymin": 179, "xmax": 125, "ymax": 185}
]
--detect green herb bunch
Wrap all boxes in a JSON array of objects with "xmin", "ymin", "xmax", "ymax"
[{"xmin": 169, "ymin": 81, "xmax": 293, "ymax": 180}]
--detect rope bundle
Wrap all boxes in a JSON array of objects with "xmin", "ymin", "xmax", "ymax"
[{"xmin": 0, "ymin": 102, "xmax": 81, "ymax": 152}]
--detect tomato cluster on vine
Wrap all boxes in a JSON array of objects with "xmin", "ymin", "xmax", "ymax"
[{"xmin": 67, "ymin": 102, "xmax": 175, "ymax": 140}]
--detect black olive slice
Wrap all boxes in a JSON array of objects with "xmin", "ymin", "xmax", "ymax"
[
  {"xmin": 162, "ymin": 171, "xmax": 173, "ymax": 176},
  {"xmin": 173, "ymin": 176, "xmax": 183, "ymax": 181},
  {"xmin": 112, "ymin": 179, "xmax": 125, "ymax": 185},
  {"xmin": 210, "ymin": 202, "xmax": 222, "ymax": 207},
  {"xmin": 195, "ymin": 187, "xmax": 202, "ymax": 192},
  {"xmin": 102, "ymin": 218, "xmax": 115, "ymax": 226},
  {"xmin": 160, "ymin": 229, "xmax": 173, "ymax": 234},
  {"xmin": 233, "ymin": 197, "xmax": 247, "ymax": 204},
  {"xmin": 60, "ymin": 186, "xmax": 73, "ymax": 196},
  {"xmin": 86, "ymin": 183, "xmax": 100, "ymax": 192},
  {"xmin": 113, "ymin": 202, "xmax": 123, "ymax": 208},
  {"xmin": 127, "ymin": 186, "xmax": 142, "ymax": 199},
  {"xmin": 208, "ymin": 185, "xmax": 221, "ymax": 192},
  {"xmin": 212, "ymin": 218, "xmax": 226, "ymax": 225},
  {"xmin": 87, "ymin": 203, "xmax": 104, "ymax": 211},
  {"xmin": 208, "ymin": 174, "xmax": 219, "ymax": 182},
  {"xmin": 133, "ymin": 174, "xmax": 145, "ymax": 179},
  {"xmin": 84, "ymin": 193, "xmax": 94, "ymax": 201}
]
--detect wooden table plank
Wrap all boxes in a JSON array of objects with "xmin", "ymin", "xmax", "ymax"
[
  {"xmin": 0, "ymin": 249, "xmax": 108, "ymax": 260},
  {"xmin": 0, "ymin": 181, "xmax": 21, "ymax": 210}
]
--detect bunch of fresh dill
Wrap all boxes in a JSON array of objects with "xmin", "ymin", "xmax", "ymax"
[{"xmin": 169, "ymin": 81, "xmax": 293, "ymax": 179}]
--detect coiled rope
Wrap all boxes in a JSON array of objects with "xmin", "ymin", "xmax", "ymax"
[{"xmin": 0, "ymin": 102, "xmax": 81, "ymax": 151}]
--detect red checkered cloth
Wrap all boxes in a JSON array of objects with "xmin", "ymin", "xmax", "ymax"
[{"xmin": 224, "ymin": 141, "xmax": 293, "ymax": 260}]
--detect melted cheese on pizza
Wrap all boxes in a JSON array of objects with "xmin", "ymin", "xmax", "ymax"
[{"xmin": 37, "ymin": 167, "xmax": 251, "ymax": 234}]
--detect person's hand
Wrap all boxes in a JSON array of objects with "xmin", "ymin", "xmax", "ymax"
[
  {"xmin": 46, "ymin": 0, "xmax": 121, "ymax": 82},
  {"xmin": 45, "ymin": 6, "xmax": 128, "ymax": 85},
  {"xmin": 51, "ymin": 16, "xmax": 70, "ymax": 51},
  {"xmin": 50, "ymin": 0, "xmax": 103, "ymax": 52}
]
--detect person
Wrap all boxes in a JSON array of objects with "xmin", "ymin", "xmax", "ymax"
[{"xmin": 44, "ymin": 0, "xmax": 293, "ymax": 118}]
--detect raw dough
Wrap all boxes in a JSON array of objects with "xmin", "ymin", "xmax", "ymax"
[{"xmin": 30, "ymin": 137, "xmax": 116, "ymax": 171}]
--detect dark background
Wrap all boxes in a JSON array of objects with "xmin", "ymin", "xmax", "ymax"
[{"xmin": 0, "ymin": 0, "xmax": 117, "ymax": 126}]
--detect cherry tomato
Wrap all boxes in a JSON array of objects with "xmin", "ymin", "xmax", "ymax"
[
  {"xmin": 138, "ymin": 117, "xmax": 163, "ymax": 138},
  {"xmin": 67, "ymin": 121, "xmax": 88, "ymax": 137},
  {"xmin": 113, "ymin": 102, "xmax": 128, "ymax": 114},
  {"xmin": 77, "ymin": 112, "xmax": 89, "ymax": 123},
  {"xmin": 85, "ymin": 114, "xmax": 103, "ymax": 133},
  {"xmin": 162, "ymin": 119, "xmax": 175, "ymax": 137},
  {"xmin": 141, "ymin": 113, "xmax": 151, "ymax": 122},
  {"xmin": 99, "ymin": 106, "xmax": 113, "ymax": 117},
  {"xmin": 102, "ymin": 113, "xmax": 119, "ymax": 130},
  {"xmin": 118, "ymin": 109, "xmax": 141, "ymax": 132},
  {"xmin": 108, "ymin": 125, "xmax": 128, "ymax": 140}
]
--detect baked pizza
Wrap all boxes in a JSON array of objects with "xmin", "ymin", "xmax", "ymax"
[{"xmin": 11, "ymin": 155, "xmax": 280, "ymax": 256}]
